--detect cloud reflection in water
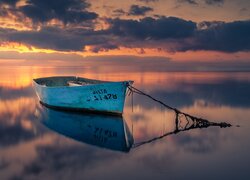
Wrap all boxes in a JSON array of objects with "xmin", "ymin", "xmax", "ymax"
[{"xmin": 0, "ymin": 69, "xmax": 249, "ymax": 179}]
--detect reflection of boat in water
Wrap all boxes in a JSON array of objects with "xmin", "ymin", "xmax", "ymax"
[{"xmin": 36, "ymin": 105, "xmax": 134, "ymax": 152}]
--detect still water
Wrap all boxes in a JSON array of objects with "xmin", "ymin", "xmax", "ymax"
[{"xmin": 0, "ymin": 66, "xmax": 250, "ymax": 180}]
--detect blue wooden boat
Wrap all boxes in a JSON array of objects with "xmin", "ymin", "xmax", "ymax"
[
  {"xmin": 33, "ymin": 76, "xmax": 133, "ymax": 115},
  {"xmin": 37, "ymin": 105, "xmax": 134, "ymax": 152}
]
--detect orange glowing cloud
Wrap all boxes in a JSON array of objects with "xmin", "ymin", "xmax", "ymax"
[{"xmin": 0, "ymin": 42, "xmax": 57, "ymax": 53}]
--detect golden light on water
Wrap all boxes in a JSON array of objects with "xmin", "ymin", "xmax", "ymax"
[
  {"xmin": 0, "ymin": 66, "xmax": 59, "ymax": 88},
  {"xmin": 0, "ymin": 65, "xmax": 249, "ymax": 89}
]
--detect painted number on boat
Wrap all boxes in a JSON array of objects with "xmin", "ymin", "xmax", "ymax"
[
  {"xmin": 93, "ymin": 94, "xmax": 117, "ymax": 101},
  {"xmin": 87, "ymin": 89, "xmax": 118, "ymax": 101},
  {"xmin": 93, "ymin": 89, "xmax": 107, "ymax": 94}
]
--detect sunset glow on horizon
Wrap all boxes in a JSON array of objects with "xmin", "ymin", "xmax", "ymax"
[{"xmin": 0, "ymin": 0, "xmax": 249, "ymax": 66}]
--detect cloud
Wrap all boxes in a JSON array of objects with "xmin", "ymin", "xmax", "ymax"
[
  {"xmin": 240, "ymin": 7, "xmax": 248, "ymax": 13},
  {"xmin": 88, "ymin": 43, "xmax": 119, "ymax": 53},
  {"xmin": 112, "ymin": 8, "xmax": 126, "ymax": 17},
  {"xmin": 177, "ymin": 0, "xmax": 224, "ymax": 6},
  {"xmin": 0, "ymin": 15, "xmax": 250, "ymax": 53},
  {"xmin": 0, "ymin": 27, "xmax": 84, "ymax": 51},
  {"xmin": 205, "ymin": 0, "xmax": 224, "ymax": 6},
  {"xmin": 108, "ymin": 18, "xmax": 250, "ymax": 53},
  {"xmin": 0, "ymin": 0, "xmax": 19, "ymax": 6},
  {"xmin": 177, "ymin": 0, "xmax": 198, "ymax": 5},
  {"xmin": 179, "ymin": 20, "xmax": 250, "ymax": 52},
  {"xmin": 128, "ymin": 5, "xmax": 153, "ymax": 16},
  {"xmin": 0, "ymin": 0, "xmax": 19, "ymax": 17},
  {"xmin": 113, "ymin": 5, "xmax": 154, "ymax": 17},
  {"xmin": 19, "ymin": 0, "xmax": 98, "ymax": 24},
  {"xmin": 0, "ymin": 26, "xmax": 110, "ymax": 51},
  {"xmin": 137, "ymin": 0, "xmax": 159, "ymax": 3},
  {"xmin": 0, "ymin": 8, "xmax": 8, "ymax": 17},
  {"xmin": 108, "ymin": 16, "xmax": 196, "ymax": 39}
]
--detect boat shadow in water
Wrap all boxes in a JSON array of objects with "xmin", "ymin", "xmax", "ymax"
[
  {"xmin": 36, "ymin": 104, "xmax": 231, "ymax": 152},
  {"xmin": 36, "ymin": 104, "xmax": 134, "ymax": 152}
]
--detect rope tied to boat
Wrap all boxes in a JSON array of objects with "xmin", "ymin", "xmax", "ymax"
[
  {"xmin": 127, "ymin": 85, "xmax": 232, "ymax": 149},
  {"xmin": 127, "ymin": 85, "xmax": 231, "ymax": 128}
]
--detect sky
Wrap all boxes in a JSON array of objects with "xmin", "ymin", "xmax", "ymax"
[{"xmin": 0, "ymin": 0, "xmax": 250, "ymax": 67}]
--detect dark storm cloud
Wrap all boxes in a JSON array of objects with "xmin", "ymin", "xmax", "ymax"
[
  {"xmin": 0, "ymin": 0, "xmax": 19, "ymax": 17},
  {"xmin": 177, "ymin": 0, "xmax": 224, "ymax": 6},
  {"xmin": 0, "ymin": 8, "xmax": 8, "ymax": 17},
  {"xmin": 0, "ymin": 0, "xmax": 19, "ymax": 6},
  {"xmin": 8, "ymin": 27, "xmax": 88, "ymax": 51},
  {"xmin": 90, "ymin": 43, "xmax": 118, "ymax": 53},
  {"xmin": 112, "ymin": 8, "xmax": 126, "ymax": 16},
  {"xmin": 0, "ymin": 26, "xmax": 110, "ymax": 51},
  {"xmin": 205, "ymin": 0, "xmax": 224, "ymax": 6},
  {"xmin": 137, "ymin": 0, "xmax": 159, "ymax": 3},
  {"xmin": 108, "ymin": 17, "xmax": 250, "ymax": 52},
  {"xmin": 113, "ymin": 5, "xmax": 153, "ymax": 17},
  {"xmin": 240, "ymin": 7, "xmax": 248, "ymax": 13},
  {"xmin": 108, "ymin": 16, "xmax": 196, "ymax": 40},
  {"xmin": 178, "ymin": 0, "xmax": 198, "ymax": 5},
  {"xmin": 0, "ymin": 13, "xmax": 249, "ymax": 53},
  {"xmin": 19, "ymin": 0, "xmax": 98, "ymax": 24},
  {"xmin": 128, "ymin": 5, "xmax": 153, "ymax": 16},
  {"xmin": 180, "ymin": 20, "xmax": 250, "ymax": 52}
]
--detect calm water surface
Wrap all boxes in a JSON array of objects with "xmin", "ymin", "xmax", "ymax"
[{"xmin": 0, "ymin": 66, "xmax": 250, "ymax": 180}]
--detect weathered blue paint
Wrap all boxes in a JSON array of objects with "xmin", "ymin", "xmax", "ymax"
[
  {"xmin": 37, "ymin": 105, "xmax": 134, "ymax": 152},
  {"xmin": 33, "ymin": 76, "xmax": 132, "ymax": 115}
]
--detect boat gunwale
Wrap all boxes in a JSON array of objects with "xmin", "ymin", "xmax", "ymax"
[{"xmin": 33, "ymin": 76, "xmax": 131, "ymax": 89}]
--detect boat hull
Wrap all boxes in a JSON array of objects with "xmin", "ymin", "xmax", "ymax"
[{"xmin": 33, "ymin": 77, "xmax": 131, "ymax": 115}]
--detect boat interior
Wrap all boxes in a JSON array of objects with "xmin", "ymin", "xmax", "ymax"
[{"xmin": 33, "ymin": 76, "xmax": 108, "ymax": 87}]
